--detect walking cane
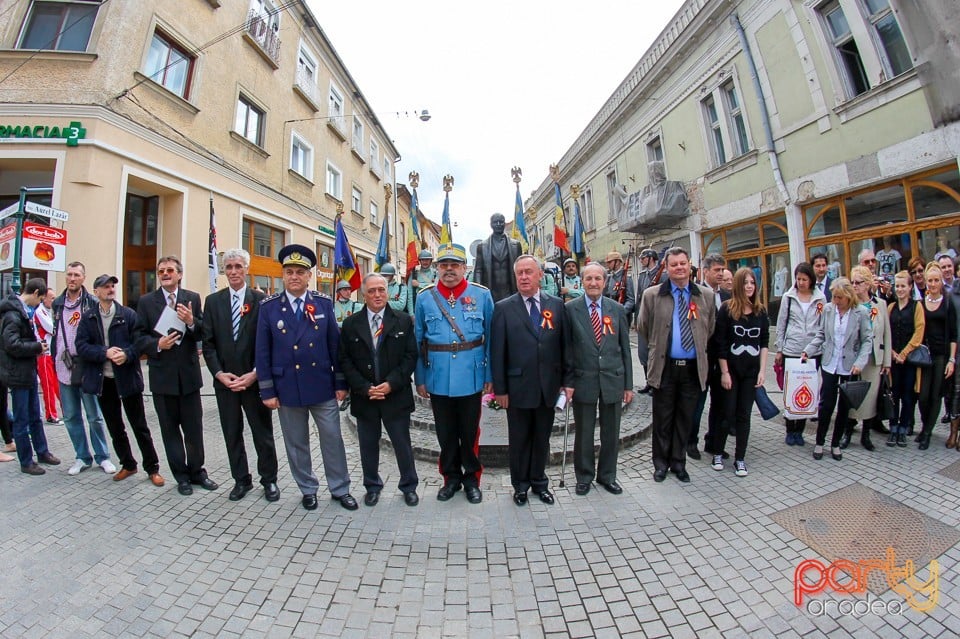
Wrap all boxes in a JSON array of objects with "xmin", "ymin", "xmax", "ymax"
[{"xmin": 559, "ymin": 401, "xmax": 570, "ymax": 488}]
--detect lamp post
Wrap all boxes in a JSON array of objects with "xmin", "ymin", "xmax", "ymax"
[{"xmin": 11, "ymin": 186, "xmax": 54, "ymax": 295}]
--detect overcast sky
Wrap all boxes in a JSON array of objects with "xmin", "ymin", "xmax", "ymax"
[{"xmin": 308, "ymin": 0, "xmax": 687, "ymax": 254}]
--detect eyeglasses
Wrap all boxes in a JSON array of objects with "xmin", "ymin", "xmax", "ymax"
[
  {"xmin": 733, "ymin": 325, "xmax": 761, "ymax": 338},
  {"xmin": 863, "ymin": 259, "xmax": 877, "ymax": 264},
  {"xmin": 911, "ymin": 269, "xmax": 924, "ymax": 275},
  {"xmin": 157, "ymin": 267, "xmax": 177, "ymax": 274},
  {"xmin": 852, "ymin": 280, "xmax": 867, "ymax": 285}
]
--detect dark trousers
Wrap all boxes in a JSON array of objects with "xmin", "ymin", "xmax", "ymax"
[
  {"xmin": 890, "ymin": 362, "xmax": 917, "ymax": 434},
  {"xmin": 690, "ymin": 359, "xmax": 723, "ymax": 450},
  {"xmin": 918, "ymin": 354, "xmax": 948, "ymax": 435},
  {"xmin": 152, "ymin": 390, "xmax": 205, "ymax": 484},
  {"xmin": 99, "ymin": 377, "xmax": 159, "ymax": 474},
  {"xmin": 507, "ymin": 404, "xmax": 554, "ymax": 493},
  {"xmin": 712, "ymin": 370, "xmax": 756, "ymax": 460},
  {"xmin": 356, "ymin": 409, "xmax": 418, "ymax": 493},
  {"xmin": 0, "ymin": 382, "xmax": 11, "ymax": 444},
  {"xmin": 816, "ymin": 370, "xmax": 851, "ymax": 447},
  {"xmin": 214, "ymin": 385, "xmax": 277, "ymax": 485},
  {"xmin": 11, "ymin": 383, "xmax": 49, "ymax": 466},
  {"xmin": 652, "ymin": 362, "xmax": 701, "ymax": 472},
  {"xmin": 430, "ymin": 393, "xmax": 482, "ymax": 488},
  {"xmin": 573, "ymin": 400, "xmax": 621, "ymax": 484}
]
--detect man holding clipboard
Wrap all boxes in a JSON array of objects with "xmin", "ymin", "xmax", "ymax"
[{"xmin": 135, "ymin": 256, "xmax": 218, "ymax": 496}]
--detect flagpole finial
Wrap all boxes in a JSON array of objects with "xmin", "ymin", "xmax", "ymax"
[
  {"xmin": 442, "ymin": 175, "xmax": 454, "ymax": 192},
  {"xmin": 571, "ymin": 183, "xmax": 581, "ymax": 199},
  {"xmin": 549, "ymin": 164, "xmax": 560, "ymax": 182},
  {"xmin": 384, "ymin": 183, "xmax": 392, "ymax": 203},
  {"xmin": 336, "ymin": 201, "xmax": 344, "ymax": 217},
  {"xmin": 409, "ymin": 171, "xmax": 420, "ymax": 188},
  {"xmin": 528, "ymin": 205, "xmax": 536, "ymax": 216},
  {"xmin": 511, "ymin": 167, "xmax": 522, "ymax": 184}
]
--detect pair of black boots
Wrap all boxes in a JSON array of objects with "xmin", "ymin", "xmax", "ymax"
[{"xmin": 839, "ymin": 418, "xmax": 877, "ymax": 452}]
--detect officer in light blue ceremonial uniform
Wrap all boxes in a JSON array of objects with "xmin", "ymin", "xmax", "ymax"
[
  {"xmin": 256, "ymin": 244, "xmax": 358, "ymax": 512},
  {"xmin": 414, "ymin": 243, "xmax": 494, "ymax": 504},
  {"xmin": 561, "ymin": 258, "xmax": 584, "ymax": 301},
  {"xmin": 333, "ymin": 280, "xmax": 362, "ymax": 327},
  {"xmin": 380, "ymin": 263, "xmax": 408, "ymax": 313}
]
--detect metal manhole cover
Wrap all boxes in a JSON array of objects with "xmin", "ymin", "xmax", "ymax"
[
  {"xmin": 770, "ymin": 483, "xmax": 959, "ymax": 595},
  {"xmin": 937, "ymin": 458, "xmax": 960, "ymax": 481}
]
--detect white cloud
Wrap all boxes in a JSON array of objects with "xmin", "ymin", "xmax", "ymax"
[{"xmin": 307, "ymin": 0, "xmax": 686, "ymax": 253}]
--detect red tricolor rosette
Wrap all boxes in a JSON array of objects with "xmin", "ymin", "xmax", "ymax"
[
  {"xmin": 540, "ymin": 310, "xmax": 554, "ymax": 330},
  {"xmin": 240, "ymin": 303, "xmax": 251, "ymax": 317},
  {"xmin": 688, "ymin": 301, "xmax": 699, "ymax": 321},
  {"xmin": 68, "ymin": 311, "xmax": 81, "ymax": 326},
  {"xmin": 602, "ymin": 315, "xmax": 615, "ymax": 335},
  {"xmin": 304, "ymin": 303, "xmax": 316, "ymax": 323}
]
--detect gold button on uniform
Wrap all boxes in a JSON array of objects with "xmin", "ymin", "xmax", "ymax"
[
  {"xmin": 295, "ymin": 364, "xmax": 300, "ymax": 370},
  {"xmin": 293, "ymin": 345, "xmax": 298, "ymax": 350}
]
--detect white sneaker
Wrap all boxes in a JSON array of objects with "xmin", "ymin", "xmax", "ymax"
[
  {"xmin": 711, "ymin": 454, "xmax": 724, "ymax": 471},
  {"xmin": 100, "ymin": 459, "xmax": 117, "ymax": 474},
  {"xmin": 68, "ymin": 459, "xmax": 90, "ymax": 476},
  {"xmin": 735, "ymin": 460, "xmax": 748, "ymax": 477}
]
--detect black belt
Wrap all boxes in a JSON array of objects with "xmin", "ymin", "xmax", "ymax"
[
  {"xmin": 426, "ymin": 338, "xmax": 484, "ymax": 352},
  {"xmin": 668, "ymin": 358, "xmax": 697, "ymax": 366}
]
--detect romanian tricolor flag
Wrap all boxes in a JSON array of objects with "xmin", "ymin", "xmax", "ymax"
[
  {"xmin": 405, "ymin": 187, "xmax": 422, "ymax": 278},
  {"xmin": 511, "ymin": 185, "xmax": 528, "ymax": 252},
  {"xmin": 334, "ymin": 214, "xmax": 362, "ymax": 292},
  {"xmin": 553, "ymin": 183, "xmax": 570, "ymax": 253}
]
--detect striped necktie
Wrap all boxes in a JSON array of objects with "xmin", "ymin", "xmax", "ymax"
[
  {"xmin": 590, "ymin": 301, "xmax": 602, "ymax": 344},
  {"xmin": 231, "ymin": 293, "xmax": 241, "ymax": 341},
  {"xmin": 678, "ymin": 290, "xmax": 695, "ymax": 351}
]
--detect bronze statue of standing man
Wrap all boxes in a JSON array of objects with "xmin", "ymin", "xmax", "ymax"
[{"xmin": 474, "ymin": 213, "xmax": 522, "ymax": 302}]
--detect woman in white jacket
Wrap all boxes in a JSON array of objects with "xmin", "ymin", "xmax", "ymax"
[{"xmin": 774, "ymin": 262, "xmax": 826, "ymax": 446}]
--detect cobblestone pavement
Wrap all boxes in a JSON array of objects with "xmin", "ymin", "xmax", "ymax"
[{"xmin": 3, "ymin": 355, "xmax": 960, "ymax": 638}]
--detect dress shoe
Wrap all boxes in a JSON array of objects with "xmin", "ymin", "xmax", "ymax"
[
  {"xmin": 194, "ymin": 475, "xmax": 219, "ymax": 491},
  {"xmin": 403, "ymin": 491, "xmax": 419, "ymax": 506},
  {"xmin": 918, "ymin": 434, "xmax": 931, "ymax": 450},
  {"xmin": 21, "ymin": 463, "xmax": 45, "ymax": 475},
  {"xmin": 264, "ymin": 482, "xmax": 280, "ymax": 501},
  {"xmin": 812, "ymin": 446, "xmax": 824, "ymax": 460},
  {"xmin": 686, "ymin": 446, "xmax": 701, "ymax": 460},
  {"xmin": 37, "ymin": 452, "xmax": 60, "ymax": 465},
  {"xmin": 536, "ymin": 489, "xmax": 555, "ymax": 505},
  {"xmin": 363, "ymin": 491, "xmax": 380, "ymax": 507},
  {"xmin": 637, "ymin": 384, "xmax": 653, "ymax": 395},
  {"xmin": 437, "ymin": 483, "xmax": 462, "ymax": 501},
  {"xmin": 831, "ymin": 447, "xmax": 843, "ymax": 461},
  {"xmin": 575, "ymin": 482, "xmax": 592, "ymax": 494},
  {"xmin": 599, "ymin": 480, "xmax": 623, "ymax": 495},
  {"xmin": 113, "ymin": 467, "xmax": 137, "ymax": 482},
  {"xmin": 838, "ymin": 433, "xmax": 851, "ymax": 450},
  {"xmin": 512, "ymin": 491, "xmax": 528, "ymax": 506},
  {"xmin": 465, "ymin": 486, "xmax": 482, "ymax": 504},
  {"xmin": 149, "ymin": 473, "xmax": 165, "ymax": 487},
  {"xmin": 302, "ymin": 494, "xmax": 318, "ymax": 510},
  {"xmin": 860, "ymin": 433, "xmax": 875, "ymax": 452},
  {"xmin": 673, "ymin": 469, "xmax": 691, "ymax": 483},
  {"xmin": 653, "ymin": 470, "xmax": 667, "ymax": 483},
  {"xmin": 333, "ymin": 493, "xmax": 359, "ymax": 510},
  {"xmin": 177, "ymin": 480, "xmax": 193, "ymax": 496},
  {"xmin": 229, "ymin": 482, "xmax": 253, "ymax": 501}
]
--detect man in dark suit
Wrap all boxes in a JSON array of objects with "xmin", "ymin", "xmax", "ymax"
[
  {"xmin": 812, "ymin": 252, "xmax": 833, "ymax": 302},
  {"xmin": 563, "ymin": 263, "xmax": 633, "ymax": 496},
  {"xmin": 339, "ymin": 273, "xmax": 419, "ymax": 507},
  {"xmin": 689, "ymin": 253, "xmax": 730, "ymax": 459},
  {"xmin": 135, "ymin": 255, "xmax": 217, "ymax": 495},
  {"xmin": 492, "ymin": 255, "xmax": 566, "ymax": 506},
  {"xmin": 202, "ymin": 248, "xmax": 278, "ymax": 502}
]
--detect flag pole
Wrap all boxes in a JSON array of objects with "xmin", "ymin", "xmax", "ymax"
[{"xmin": 383, "ymin": 183, "xmax": 392, "ymax": 264}]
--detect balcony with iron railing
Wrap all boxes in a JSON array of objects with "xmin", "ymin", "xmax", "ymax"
[
  {"xmin": 326, "ymin": 113, "xmax": 347, "ymax": 140},
  {"xmin": 293, "ymin": 65, "xmax": 320, "ymax": 111},
  {"xmin": 244, "ymin": 10, "xmax": 281, "ymax": 68}
]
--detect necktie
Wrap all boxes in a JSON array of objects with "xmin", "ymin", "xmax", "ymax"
[
  {"xmin": 678, "ymin": 290, "xmax": 695, "ymax": 351},
  {"xmin": 372, "ymin": 314, "xmax": 382, "ymax": 346},
  {"xmin": 528, "ymin": 298, "xmax": 540, "ymax": 334},
  {"xmin": 294, "ymin": 297, "xmax": 303, "ymax": 320},
  {"xmin": 590, "ymin": 302, "xmax": 602, "ymax": 344},
  {"xmin": 231, "ymin": 294, "xmax": 241, "ymax": 341},
  {"xmin": 167, "ymin": 292, "xmax": 176, "ymax": 309}
]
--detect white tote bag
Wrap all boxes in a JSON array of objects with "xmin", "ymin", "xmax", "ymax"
[{"xmin": 783, "ymin": 358, "xmax": 820, "ymax": 420}]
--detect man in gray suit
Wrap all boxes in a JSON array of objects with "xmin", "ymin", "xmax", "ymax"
[{"xmin": 563, "ymin": 263, "xmax": 633, "ymax": 496}]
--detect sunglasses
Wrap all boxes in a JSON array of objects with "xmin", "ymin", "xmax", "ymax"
[
  {"xmin": 851, "ymin": 280, "xmax": 867, "ymax": 285},
  {"xmin": 157, "ymin": 267, "xmax": 178, "ymax": 274}
]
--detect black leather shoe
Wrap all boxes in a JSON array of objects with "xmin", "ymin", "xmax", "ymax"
[
  {"xmin": 599, "ymin": 480, "xmax": 623, "ymax": 495},
  {"xmin": 839, "ymin": 433, "xmax": 851, "ymax": 450},
  {"xmin": 177, "ymin": 480, "xmax": 193, "ymax": 496},
  {"xmin": 363, "ymin": 491, "xmax": 380, "ymax": 507},
  {"xmin": 302, "ymin": 494, "xmax": 318, "ymax": 510},
  {"xmin": 686, "ymin": 446, "xmax": 701, "ymax": 460},
  {"xmin": 403, "ymin": 491, "xmax": 419, "ymax": 506},
  {"xmin": 37, "ymin": 452, "xmax": 61, "ymax": 465},
  {"xmin": 653, "ymin": 470, "xmax": 667, "ymax": 483},
  {"xmin": 437, "ymin": 483, "xmax": 461, "ymax": 501},
  {"xmin": 536, "ymin": 490, "xmax": 555, "ymax": 505},
  {"xmin": 334, "ymin": 493, "xmax": 359, "ymax": 510},
  {"xmin": 674, "ymin": 469, "xmax": 691, "ymax": 483},
  {"xmin": 264, "ymin": 482, "xmax": 280, "ymax": 502},
  {"xmin": 831, "ymin": 447, "xmax": 843, "ymax": 461},
  {"xmin": 860, "ymin": 435, "xmax": 875, "ymax": 452},
  {"xmin": 637, "ymin": 385, "xmax": 653, "ymax": 395},
  {"xmin": 575, "ymin": 482, "xmax": 591, "ymax": 495},
  {"xmin": 812, "ymin": 447, "xmax": 824, "ymax": 460},
  {"xmin": 195, "ymin": 475, "xmax": 219, "ymax": 491},
  {"xmin": 229, "ymin": 482, "xmax": 253, "ymax": 501},
  {"xmin": 512, "ymin": 491, "xmax": 528, "ymax": 506},
  {"xmin": 465, "ymin": 486, "xmax": 482, "ymax": 504},
  {"xmin": 918, "ymin": 434, "xmax": 931, "ymax": 450}
]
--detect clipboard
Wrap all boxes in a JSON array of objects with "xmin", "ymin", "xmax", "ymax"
[{"xmin": 154, "ymin": 305, "xmax": 186, "ymax": 345}]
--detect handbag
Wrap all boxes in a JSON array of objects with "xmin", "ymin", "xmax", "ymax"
[
  {"xmin": 839, "ymin": 378, "xmax": 871, "ymax": 410},
  {"xmin": 755, "ymin": 386, "xmax": 780, "ymax": 420},
  {"xmin": 61, "ymin": 349, "xmax": 83, "ymax": 386},
  {"xmin": 877, "ymin": 374, "xmax": 895, "ymax": 421},
  {"xmin": 905, "ymin": 344, "xmax": 933, "ymax": 368}
]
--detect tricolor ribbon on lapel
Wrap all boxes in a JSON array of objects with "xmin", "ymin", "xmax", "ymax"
[
  {"xmin": 304, "ymin": 303, "xmax": 316, "ymax": 323},
  {"xmin": 602, "ymin": 315, "xmax": 615, "ymax": 335},
  {"xmin": 540, "ymin": 309, "xmax": 554, "ymax": 330},
  {"xmin": 688, "ymin": 301, "xmax": 699, "ymax": 321}
]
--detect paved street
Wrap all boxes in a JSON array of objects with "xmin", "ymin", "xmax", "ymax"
[{"xmin": 3, "ymin": 354, "xmax": 960, "ymax": 638}]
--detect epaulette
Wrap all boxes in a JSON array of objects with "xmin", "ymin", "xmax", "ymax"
[
  {"xmin": 416, "ymin": 284, "xmax": 436, "ymax": 296},
  {"xmin": 309, "ymin": 290, "xmax": 331, "ymax": 300},
  {"xmin": 470, "ymin": 282, "xmax": 489, "ymax": 291},
  {"xmin": 261, "ymin": 292, "xmax": 283, "ymax": 305}
]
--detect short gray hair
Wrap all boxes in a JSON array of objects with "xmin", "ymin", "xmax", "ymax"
[
  {"xmin": 582, "ymin": 262, "xmax": 606, "ymax": 279},
  {"xmin": 222, "ymin": 248, "xmax": 250, "ymax": 267},
  {"xmin": 362, "ymin": 273, "xmax": 387, "ymax": 292}
]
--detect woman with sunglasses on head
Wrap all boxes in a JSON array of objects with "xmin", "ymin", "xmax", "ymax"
[
  {"xmin": 888, "ymin": 270, "xmax": 925, "ymax": 446},
  {"xmin": 839, "ymin": 266, "xmax": 892, "ymax": 451},
  {"xmin": 801, "ymin": 278, "xmax": 872, "ymax": 461},
  {"xmin": 775, "ymin": 262, "xmax": 826, "ymax": 446},
  {"xmin": 709, "ymin": 268, "xmax": 768, "ymax": 477},
  {"xmin": 916, "ymin": 262, "xmax": 957, "ymax": 449}
]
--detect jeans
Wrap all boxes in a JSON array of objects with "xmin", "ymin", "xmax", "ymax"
[
  {"xmin": 11, "ymin": 383, "xmax": 49, "ymax": 466},
  {"xmin": 60, "ymin": 382, "xmax": 110, "ymax": 465}
]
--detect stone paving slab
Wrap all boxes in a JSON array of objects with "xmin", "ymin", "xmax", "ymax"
[{"xmin": 2, "ymin": 353, "xmax": 960, "ymax": 637}]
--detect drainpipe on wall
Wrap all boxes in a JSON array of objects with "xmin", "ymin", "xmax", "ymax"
[{"xmin": 730, "ymin": 13, "xmax": 805, "ymax": 269}]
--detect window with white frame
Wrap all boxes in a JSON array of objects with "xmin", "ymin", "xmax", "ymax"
[
  {"xmin": 370, "ymin": 201, "xmax": 379, "ymax": 226},
  {"xmin": 579, "ymin": 188, "xmax": 595, "ymax": 232},
  {"xmin": 383, "ymin": 157, "xmax": 391, "ymax": 183},
  {"xmin": 722, "ymin": 82, "xmax": 749, "ymax": 157},
  {"xmin": 296, "ymin": 43, "xmax": 317, "ymax": 96},
  {"xmin": 701, "ymin": 77, "xmax": 751, "ymax": 167},
  {"xmin": 235, "ymin": 95, "xmax": 264, "ymax": 146},
  {"xmin": 326, "ymin": 162, "xmax": 343, "ymax": 200},
  {"xmin": 703, "ymin": 94, "xmax": 726, "ymax": 165},
  {"xmin": 18, "ymin": 0, "xmax": 99, "ymax": 51},
  {"xmin": 351, "ymin": 186, "xmax": 362, "ymax": 213},
  {"xmin": 290, "ymin": 133, "xmax": 313, "ymax": 181},
  {"xmin": 369, "ymin": 139, "xmax": 379, "ymax": 168},
  {"xmin": 329, "ymin": 84, "xmax": 344, "ymax": 119},
  {"xmin": 605, "ymin": 170, "xmax": 618, "ymax": 227},
  {"xmin": 647, "ymin": 136, "xmax": 664, "ymax": 163},
  {"xmin": 144, "ymin": 30, "xmax": 195, "ymax": 99},
  {"xmin": 818, "ymin": 0, "xmax": 912, "ymax": 100},
  {"xmin": 352, "ymin": 118, "xmax": 364, "ymax": 153}
]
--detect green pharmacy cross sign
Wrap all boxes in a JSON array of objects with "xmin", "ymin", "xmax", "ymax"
[{"xmin": 0, "ymin": 121, "xmax": 87, "ymax": 147}]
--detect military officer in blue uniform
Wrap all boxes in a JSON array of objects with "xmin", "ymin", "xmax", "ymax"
[
  {"xmin": 414, "ymin": 243, "xmax": 494, "ymax": 504},
  {"xmin": 407, "ymin": 249, "xmax": 438, "ymax": 314},
  {"xmin": 561, "ymin": 258, "xmax": 584, "ymax": 301},
  {"xmin": 333, "ymin": 280, "xmax": 362, "ymax": 327},
  {"xmin": 380, "ymin": 263, "xmax": 408, "ymax": 313},
  {"xmin": 256, "ymin": 244, "xmax": 358, "ymax": 512}
]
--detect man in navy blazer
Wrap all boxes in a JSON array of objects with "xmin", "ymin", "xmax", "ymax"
[{"xmin": 491, "ymin": 256, "xmax": 567, "ymax": 506}]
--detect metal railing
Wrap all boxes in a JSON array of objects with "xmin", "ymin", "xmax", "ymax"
[{"xmin": 245, "ymin": 10, "xmax": 281, "ymax": 65}]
